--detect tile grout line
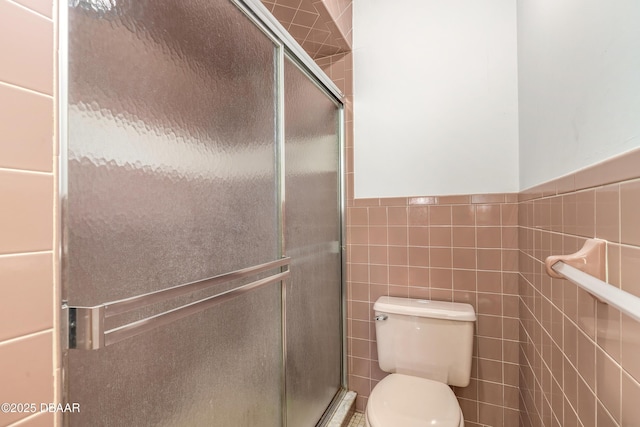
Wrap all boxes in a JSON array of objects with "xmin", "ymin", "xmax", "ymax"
[
  {"xmin": 0, "ymin": 166, "xmax": 54, "ymax": 176},
  {"xmin": 0, "ymin": 80, "xmax": 54, "ymax": 99},
  {"xmin": 5, "ymin": 0, "xmax": 52, "ymax": 21},
  {"xmin": 0, "ymin": 250, "xmax": 53, "ymax": 259},
  {"xmin": 6, "ymin": 409, "xmax": 48, "ymax": 427},
  {"xmin": 0, "ymin": 328, "xmax": 53, "ymax": 347}
]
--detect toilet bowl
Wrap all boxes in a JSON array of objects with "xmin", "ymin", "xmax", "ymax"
[
  {"xmin": 364, "ymin": 374, "xmax": 464, "ymax": 427},
  {"xmin": 364, "ymin": 297, "xmax": 476, "ymax": 427}
]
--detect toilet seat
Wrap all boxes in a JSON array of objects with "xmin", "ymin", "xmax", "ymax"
[{"xmin": 365, "ymin": 374, "xmax": 463, "ymax": 427}]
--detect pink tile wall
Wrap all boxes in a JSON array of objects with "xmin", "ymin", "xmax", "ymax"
[
  {"xmin": 318, "ymin": 22, "xmax": 520, "ymax": 426},
  {"xmin": 312, "ymin": 6, "xmax": 640, "ymax": 427},
  {"xmin": 313, "ymin": 0, "xmax": 352, "ymax": 48},
  {"xmin": 14, "ymin": 4, "xmax": 640, "ymax": 427},
  {"xmin": 261, "ymin": 0, "xmax": 352, "ymax": 58},
  {"xmin": 312, "ymin": 7, "xmax": 640, "ymax": 427},
  {"xmin": 0, "ymin": 0, "xmax": 58, "ymax": 426},
  {"xmin": 518, "ymin": 148, "xmax": 640, "ymax": 427},
  {"xmin": 317, "ymin": 51, "xmax": 353, "ymax": 202},
  {"xmin": 345, "ymin": 195, "xmax": 520, "ymax": 426},
  {"xmin": 317, "ymin": 14, "xmax": 521, "ymax": 427}
]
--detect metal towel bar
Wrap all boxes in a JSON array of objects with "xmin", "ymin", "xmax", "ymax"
[{"xmin": 66, "ymin": 258, "xmax": 290, "ymax": 350}]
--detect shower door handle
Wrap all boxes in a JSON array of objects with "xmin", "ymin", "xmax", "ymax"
[{"xmin": 66, "ymin": 257, "xmax": 290, "ymax": 350}]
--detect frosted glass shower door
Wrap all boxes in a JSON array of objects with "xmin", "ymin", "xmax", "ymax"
[
  {"xmin": 284, "ymin": 57, "xmax": 343, "ymax": 426},
  {"xmin": 64, "ymin": 0, "xmax": 283, "ymax": 425}
]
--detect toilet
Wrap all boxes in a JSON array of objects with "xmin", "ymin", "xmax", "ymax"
[{"xmin": 365, "ymin": 296, "xmax": 477, "ymax": 427}]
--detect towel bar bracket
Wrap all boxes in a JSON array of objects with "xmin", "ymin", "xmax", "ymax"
[
  {"xmin": 68, "ymin": 306, "xmax": 104, "ymax": 351},
  {"xmin": 545, "ymin": 239, "xmax": 640, "ymax": 323}
]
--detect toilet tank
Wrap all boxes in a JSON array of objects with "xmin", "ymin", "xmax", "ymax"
[{"xmin": 374, "ymin": 296, "xmax": 476, "ymax": 387}]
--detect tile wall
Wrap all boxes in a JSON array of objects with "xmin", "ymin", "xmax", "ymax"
[
  {"xmin": 316, "ymin": 9, "xmax": 522, "ymax": 427},
  {"xmin": 315, "ymin": 53, "xmax": 353, "ymax": 206},
  {"xmin": 316, "ymin": 0, "xmax": 352, "ymax": 46},
  {"xmin": 3, "ymin": 2, "xmax": 637, "ymax": 427},
  {"xmin": 310, "ymin": 5, "xmax": 640, "ymax": 427},
  {"xmin": 518, "ymin": 148, "xmax": 640, "ymax": 427},
  {"xmin": 0, "ymin": 0, "xmax": 59, "ymax": 426},
  {"xmin": 261, "ymin": 0, "xmax": 352, "ymax": 58},
  {"xmin": 343, "ymin": 195, "xmax": 521, "ymax": 426}
]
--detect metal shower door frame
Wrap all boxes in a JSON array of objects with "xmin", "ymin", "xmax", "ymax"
[
  {"xmin": 57, "ymin": 0, "xmax": 347, "ymax": 425},
  {"xmin": 281, "ymin": 52, "xmax": 347, "ymax": 426}
]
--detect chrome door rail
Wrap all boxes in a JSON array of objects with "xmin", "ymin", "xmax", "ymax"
[
  {"xmin": 67, "ymin": 258, "xmax": 290, "ymax": 350},
  {"xmin": 104, "ymin": 257, "xmax": 290, "ymax": 317},
  {"xmin": 233, "ymin": 0, "xmax": 345, "ymax": 103}
]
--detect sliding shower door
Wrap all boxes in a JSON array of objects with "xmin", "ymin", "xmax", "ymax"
[
  {"xmin": 64, "ymin": 0, "xmax": 283, "ymax": 425},
  {"xmin": 284, "ymin": 57, "xmax": 343, "ymax": 426},
  {"xmin": 63, "ymin": 1, "xmax": 344, "ymax": 426}
]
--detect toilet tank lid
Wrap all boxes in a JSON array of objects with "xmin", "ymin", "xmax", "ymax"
[{"xmin": 374, "ymin": 297, "xmax": 477, "ymax": 321}]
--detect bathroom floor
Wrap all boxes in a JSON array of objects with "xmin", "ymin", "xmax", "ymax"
[{"xmin": 347, "ymin": 412, "xmax": 365, "ymax": 427}]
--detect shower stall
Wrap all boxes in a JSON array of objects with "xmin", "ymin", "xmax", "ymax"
[{"xmin": 60, "ymin": 0, "xmax": 345, "ymax": 425}]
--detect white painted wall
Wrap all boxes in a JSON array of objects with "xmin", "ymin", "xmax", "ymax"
[
  {"xmin": 518, "ymin": 0, "xmax": 640, "ymax": 190},
  {"xmin": 353, "ymin": 0, "xmax": 519, "ymax": 198}
]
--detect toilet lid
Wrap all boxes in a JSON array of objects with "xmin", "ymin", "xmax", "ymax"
[{"xmin": 367, "ymin": 374, "xmax": 461, "ymax": 427}]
